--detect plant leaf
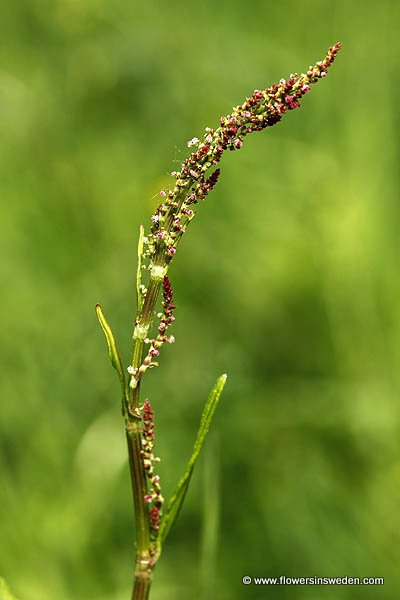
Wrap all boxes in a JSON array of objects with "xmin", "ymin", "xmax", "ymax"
[
  {"xmin": 158, "ymin": 373, "xmax": 227, "ymax": 546},
  {"xmin": 0, "ymin": 578, "xmax": 19, "ymax": 600},
  {"xmin": 136, "ymin": 224, "xmax": 144, "ymax": 313},
  {"xmin": 96, "ymin": 304, "xmax": 127, "ymax": 402}
]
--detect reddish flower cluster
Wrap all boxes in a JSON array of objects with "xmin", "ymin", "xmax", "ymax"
[
  {"xmin": 149, "ymin": 506, "xmax": 161, "ymax": 536},
  {"xmin": 129, "ymin": 277, "xmax": 176, "ymax": 388},
  {"xmin": 145, "ymin": 275, "xmax": 176, "ymax": 359},
  {"xmin": 142, "ymin": 43, "xmax": 341, "ymax": 266},
  {"xmin": 140, "ymin": 400, "xmax": 164, "ymax": 539},
  {"xmin": 142, "ymin": 400, "xmax": 155, "ymax": 442},
  {"xmin": 159, "ymin": 275, "xmax": 175, "ymax": 329}
]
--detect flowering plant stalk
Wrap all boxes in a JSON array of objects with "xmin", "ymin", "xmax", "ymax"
[{"xmin": 96, "ymin": 42, "xmax": 342, "ymax": 600}]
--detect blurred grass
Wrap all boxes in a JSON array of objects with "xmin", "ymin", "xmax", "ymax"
[{"xmin": 1, "ymin": 0, "xmax": 400, "ymax": 598}]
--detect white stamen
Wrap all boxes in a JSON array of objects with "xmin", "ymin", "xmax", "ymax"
[{"xmin": 187, "ymin": 137, "xmax": 199, "ymax": 147}]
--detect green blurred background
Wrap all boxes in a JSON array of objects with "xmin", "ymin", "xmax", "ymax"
[{"xmin": 1, "ymin": 0, "xmax": 399, "ymax": 598}]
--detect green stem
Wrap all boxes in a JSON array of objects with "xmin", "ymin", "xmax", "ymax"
[
  {"xmin": 132, "ymin": 567, "xmax": 152, "ymax": 600},
  {"xmin": 126, "ymin": 421, "xmax": 153, "ymax": 600},
  {"xmin": 130, "ymin": 273, "xmax": 164, "ymax": 406},
  {"xmin": 126, "ymin": 425, "xmax": 150, "ymax": 554},
  {"xmin": 127, "ymin": 265, "xmax": 166, "ymax": 600}
]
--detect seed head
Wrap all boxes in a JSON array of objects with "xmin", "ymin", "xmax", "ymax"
[{"xmin": 144, "ymin": 43, "xmax": 341, "ymax": 266}]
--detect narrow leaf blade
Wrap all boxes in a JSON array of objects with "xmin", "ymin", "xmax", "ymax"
[
  {"xmin": 159, "ymin": 373, "xmax": 227, "ymax": 546},
  {"xmin": 95, "ymin": 304, "xmax": 126, "ymax": 399}
]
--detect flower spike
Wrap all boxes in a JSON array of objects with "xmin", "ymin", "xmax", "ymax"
[
  {"xmin": 142, "ymin": 43, "xmax": 342, "ymax": 268},
  {"xmin": 140, "ymin": 400, "xmax": 164, "ymax": 541}
]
